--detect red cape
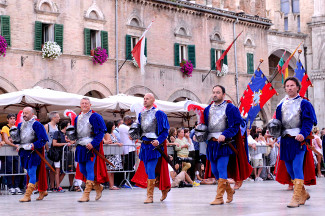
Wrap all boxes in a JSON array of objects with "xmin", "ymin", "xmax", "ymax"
[
  {"xmin": 75, "ymin": 141, "xmax": 109, "ymax": 184},
  {"xmin": 205, "ymin": 132, "xmax": 253, "ymax": 181},
  {"xmin": 27, "ymin": 147, "xmax": 48, "ymax": 192},
  {"xmin": 131, "ymin": 141, "xmax": 171, "ymax": 191},
  {"xmin": 275, "ymin": 140, "xmax": 316, "ymax": 186}
]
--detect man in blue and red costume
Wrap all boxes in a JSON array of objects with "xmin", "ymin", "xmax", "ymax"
[
  {"xmin": 131, "ymin": 93, "xmax": 171, "ymax": 204},
  {"xmin": 203, "ymin": 85, "xmax": 252, "ymax": 205},
  {"xmin": 73, "ymin": 97, "xmax": 109, "ymax": 202},
  {"xmin": 17, "ymin": 107, "xmax": 49, "ymax": 202},
  {"xmin": 275, "ymin": 77, "xmax": 317, "ymax": 208}
]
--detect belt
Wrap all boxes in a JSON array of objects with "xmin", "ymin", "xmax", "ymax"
[
  {"xmin": 142, "ymin": 141, "xmax": 152, "ymax": 144},
  {"xmin": 210, "ymin": 138, "xmax": 219, "ymax": 142}
]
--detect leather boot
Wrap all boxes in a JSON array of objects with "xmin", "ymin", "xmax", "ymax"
[
  {"xmin": 78, "ymin": 180, "xmax": 94, "ymax": 202},
  {"xmin": 144, "ymin": 179, "xmax": 155, "ymax": 204},
  {"xmin": 93, "ymin": 181, "xmax": 104, "ymax": 201},
  {"xmin": 299, "ymin": 184, "xmax": 310, "ymax": 205},
  {"xmin": 34, "ymin": 181, "xmax": 48, "ymax": 201},
  {"xmin": 287, "ymin": 179, "xmax": 303, "ymax": 208},
  {"xmin": 160, "ymin": 188, "xmax": 170, "ymax": 202},
  {"xmin": 225, "ymin": 180, "xmax": 235, "ymax": 203},
  {"xmin": 155, "ymin": 176, "xmax": 160, "ymax": 187},
  {"xmin": 19, "ymin": 183, "xmax": 35, "ymax": 202},
  {"xmin": 234, "ymin": 181, "xmax": 243, "ymax": 190},
  {"xmin": 210, "ymin": 178, "xmax": 227, "ymax": 205}
]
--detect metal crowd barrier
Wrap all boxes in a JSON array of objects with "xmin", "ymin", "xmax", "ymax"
[
  {"xmin": 0, "ymin": 146, "xmax": 25, "ymax": 177},
  {"xmin": 249, "ymin": 145, "xmax": 277, "ymax": 179}
]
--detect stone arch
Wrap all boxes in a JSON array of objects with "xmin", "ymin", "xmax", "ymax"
[
  {"xmin": 33, "ymin": 79, "xmax": 67, "ymax": 92},
  {"xmin": 244, "ymin": 36, "xmax": 256, "ymax": 47},
  {"xmin": 175, "ymin": 26, "xmax": 190, "ymax": 36},
  {"xmin": 85, "ymin": 1, "xmax": 105, "ymax": 20},
  {"xmin": 84, "ymin": 90, "xmax": 105, "ymax": 99},
  {"xmin": 127, "ymin": 15, "xmax": 143, "ymax": 27},
  {"xmin": 77, "ymin": 81, "xmax": 112, "ymax": 97},
  {"xmin": 36, "ymin": 0, "xmax": 59, "ymax": 13},
  {"xmin": 167, "ymin": 89, "xmax": 202, "ymax": 103},
  {"xmin": 0, "ymin": 76, "xmax": 19, "ymax": 93},
  {"xmin": 210, "ymin": 30, "xmax": 223, "ymax": 41},
  {"xmin": 124, "ymin": 85, "xmax": 158, "ymax": 99}
]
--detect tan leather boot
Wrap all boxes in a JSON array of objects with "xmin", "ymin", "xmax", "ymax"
[
  {"xmin": 210, "ymin": 178, "xmax": 227, "ymax": 205},
  {"xmin": 78, "ymin": 180, "xmax": 94, "ymax": 202},
  {"xmin": 144, "ymin": 179, "xmax": 155, "ymax": 204},
  {"xmin": 155, "ymin": 176, "xmax": 160, "ymax": 187},
  {"xmin": 160, "ymin": 188, "xmax": 170, "ymax": 202},
  {"xmin": 19, "ymin": 183, "xmax": 35, "ymax": 202},
  {"xmin": 225, "ymin": 180, "xmax": 235, "ymax": 203},
  {"xmin": 299, "ymin": 184, "xmax": 310, "ymax": 205},
  {"xmin": 93, "ymin": 181, "xmax": 104, "ymax": 201},
  {"xmin": 287, "ymin": 179, "xmax": 303, "ymax": 208}
]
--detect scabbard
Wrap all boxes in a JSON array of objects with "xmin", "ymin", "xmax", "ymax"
[
  {"xmin": 33, "ymin": 149, "xmax": 56, "ymax": 172},
  {"xmin": 154, "ymin": 145, "xmax": 177, "ymax": 172},
  {"xmin": 92, "ymin": 148, "xmax": 115, "ymax": 168}
]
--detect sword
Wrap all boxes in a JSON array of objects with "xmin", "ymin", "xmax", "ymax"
[
  {"xmin": 31, "ymin": 149, "xmax": 56, "ymax": 172},
  {"xmin": 218, "ymin": 138, "xmax": 238, "ymax": 155},
  {"xmin": 92, "ymin": 148, "xmax": 115, "ymax": 168},
  {"xmin": 153, "ymin": 144, "xmax": 177, "ymax": 172}
]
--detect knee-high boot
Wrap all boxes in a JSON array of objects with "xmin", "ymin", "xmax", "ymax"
[
  {"xmin": 93, "ymin": 181, "xmax": 104, "ymax": 201},
  {"xmin": 299, "ymin": 184, "xmax": 310, "ymax": 205},
  {"xmin": 225, "ymin": 180, "xmax": 235, "ymax": 203},
  {"xmin": 35, "ymin": 182, "xmax": 48, "ymax": 201},
  {"xmin": 287, "ymin": 179, "xmax": 303, "ymax": 208},
  {"xmin": 19, "ymin": 183, "xmax": 35, "ymax": 202},
  {"xmin": 210, "ymin": 179, "xmax": 227, "ymax": 205},
  {"xmin": 144, "ymin": 179, "xmax": 155, "ymax": 204},
  {"xmin": 78, "ymin": 180, "xmax": 94, "ymax": 202}
]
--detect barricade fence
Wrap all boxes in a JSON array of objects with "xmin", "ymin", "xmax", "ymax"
[{"xmin": 0, "ymin": 146, "xmax": 25, "ymax": 177}]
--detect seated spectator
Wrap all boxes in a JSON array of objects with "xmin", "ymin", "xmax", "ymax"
[
  {"xmin": 103, "ymin": 121, "xmax": 123, "ymax": 190},
  {"xmin": 195, "ymin": 163, "xmax": 216, "ymax": 185},
  {"xmin": 175, "ymin": 128, "xmax": 191, "ymax": 172},
  {"xmin": 312, "ymin": 127, "xmax": 323, "ymax": 178},
  {"xmin": 167, "ymin": 127, "xmax": 177, "ymax": 146},
  {"xmin": 168, "ymin": 156, "xmax": 199, "ymax": 188}
]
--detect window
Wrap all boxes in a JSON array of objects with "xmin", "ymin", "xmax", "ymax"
[
  {"xmin": 0, "ymin": 15, "xmax": 11, "ymax": 47},
  {"xmin": 292, "ymin": 0, "xmax": 300, "ymax": 13},
  {"xmin": 125, "ymin": 34, "xmax": 147, "ymax": 60},
  {"xmin": 247, "ymin": 53, "xmax": 254, "ymax": 74},
  {"xmin": 281, "ymin": 0, "xmax": 290, "ymax": 15},
  {"xmin": 35, "ymin": 21, "xmax": 63, "ymax": 51},
  {"xmin": 210, "ymin": 48, "xmax": 227, "ymax": 70},
  {"xmin": 284, "ymin": 17, "xmax": 288, "ymax": 31},
  {"xmin": 297, "ymin": 15, "xmax": 301, "ymax": 32},
  {"xmin": 174, "ymin": 43, "xmax": 196, "ymax": 67},
  {"xmin": 84, "ymin": 28, "xmax": 108, "ymax": 56}
]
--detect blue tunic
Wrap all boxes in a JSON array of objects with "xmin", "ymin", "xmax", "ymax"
[
  {"xmin": 276, "ymin": 96, "xmax": 317, "ymax": 161},
  {"xmin": 74, "ymin": 112, "xmax": 107, "ymax": 163},
  {"xmin": 138, "ymin": 107, "xmax": 170, "ymax": 163},
  {"xmin": 203, "ymin": 102, "xmax": 242, "ymax": 162},
  {"xmin": 18, "ymin": 121, "xmax": 48, "ymax": 169}
]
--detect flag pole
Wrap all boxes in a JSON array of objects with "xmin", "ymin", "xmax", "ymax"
[
  {"xmin": 269, "ymin": 50, "xmax": 286, "ymax": 83},
  {"xmin": 118, "ymin": 52, "xmax": 133, "ymax": 73},
  {"xmin": 202, "ymin": 69, "xmax": 212, "ymax": 82}
]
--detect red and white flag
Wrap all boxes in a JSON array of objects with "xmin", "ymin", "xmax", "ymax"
[{"xmin": 131, "ymin": 19, "xmax": 154, "ymax": 74}]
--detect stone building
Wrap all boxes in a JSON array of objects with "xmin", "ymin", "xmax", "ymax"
[{"xmin": 0, "ymin": 0, "xmax": 276, "ymax": 126}]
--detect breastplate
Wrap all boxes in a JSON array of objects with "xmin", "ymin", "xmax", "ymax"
[
  {"xmin": 20, "ymin": 118, "xmax": 36, "ymax": 144},
  {"xmin": 281, "ymin": 97, "xmax": 303, "ymax": 136},
  {"xmin": 76, "ymin": 111, "xmax": 93, "ymax": 143},
  {"xmin": 140, "ymin": 108, "xmax": 158, "ymax": 139},
  {"xmin": 207, "ymin": 102, "xmax": 228, "ymax": 140}
]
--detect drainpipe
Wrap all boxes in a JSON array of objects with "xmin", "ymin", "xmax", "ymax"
[
  {"xmin": 115, "ymin": 0, "xmax": 119, "ymax": 94},
  {"xmin": 234, "ymin": 18, "xmax": 239, "ymax": 105}
]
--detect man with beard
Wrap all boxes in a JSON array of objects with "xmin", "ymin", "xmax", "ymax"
[{"xmin": 18, "ymin": 107, "xmax": 49, "ymax": 202}]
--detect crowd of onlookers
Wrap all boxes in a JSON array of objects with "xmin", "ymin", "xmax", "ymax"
[{"xmin": 0, "ymin": 112, "xmax": 324, "ymax": 195}]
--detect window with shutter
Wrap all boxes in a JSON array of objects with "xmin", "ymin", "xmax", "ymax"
[
  {"xmin": 34, "ymin": 21, "xmax": 43, "ymax": 51},
  {"xmin": 247, "ymin": 53, "xmax": 254, "ymax": 74},
  {"xmin": 144, "ymin": 38, "xmax": 147, "ymax": 57},
  {"xmin": 54, "ymin": 24, "xmax": 63, "ymax": 52},
  {"xmin": 188, "ymin": 45, "xmax": 196, "ymax": 68},
  {"xmin": 0, "ymin": 16, "xmax": 11, "ymax": 47},
  {"xmin": 174, "ymin": 43, "xmax": 180, "ymax": 66},
  {"xmin": 222, "ymin": 50, "xmax": 228, "ymax": 65},
  {"xmin": 125, "ymin": 34, "xmax": 132, "ymax": 60},
  {"xmin": 84, "ymin": 28, "xmax": 91, "ymax": 55},
  {"xmin": 101, "ymin": 30, "xmax": 108, "ymax": 57},
  {"xmin": 211, "ymin": 48, "xmax": 216, "ymax": 70}
]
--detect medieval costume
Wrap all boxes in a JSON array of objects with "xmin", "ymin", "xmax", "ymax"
[
  {"xmin": 275, "ymin": 95, "xmax": 317, "ymax": 208},
  {"xmin": 17, "ymin": 116, "xmax": 48, "ymax": 202},
  {"xmin": 203, "ymin": 100, "xmax": 252, "ymax": 205},
  {"xmin": 131, "ymin": 107, "xmax": 171, "ymax": 203},
  {"xmin": 74, "ymin": 110, "xmax": 109, "ymax": 202}
]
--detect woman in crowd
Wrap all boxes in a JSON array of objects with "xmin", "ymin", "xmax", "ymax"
[
  {"xmin": 103, "ymin": 121, "xmax": 123, "ymax": 190},
  {"xmin": 175, "ymin": 128, "xmax": 191, "ymax": 172},
  {"xmin": 195, "ymin": 163, "xmax": 216, "ymax": 185},
  {"xmin": 312, "ymin": 127, "xmax": 324, "ymax": 178},
  {"xmin": 167, "ymin": 127, "xmax": 177, "ymax": 146}
]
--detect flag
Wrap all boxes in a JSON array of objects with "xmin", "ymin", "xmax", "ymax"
[
  {"xmin": 294, "ymin": 60, "xmax": 313, "ymax": 97},
  {"xmin": 281, "ymin": 42, "xmax": 303, "ymax": 79},
  {"xmin": 239, "ymin": 69, "xmax": 277, "ymax": 128},
  {"xmin": 131, "ymin": 20, "xmax": 154, "ymax": 74},
  {"xmin": 215, "ymin": 31, "xmax": 243, "ymax": 72},
  {"xmin": 276, "ymin": 50, "xmax": 286, "ymax": 72}
]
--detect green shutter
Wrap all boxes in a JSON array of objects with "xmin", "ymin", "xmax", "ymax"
[
  {"xmin": 101, "ymin": 30, "xmax": 108, "ymax": 58},
  {"xmin": 0, "ymin": 16, "xmax": 11, "ymax": 47},
  {"xmin": 125, "ymin": 34, "xmax": 132, "ymax": 60},
  {"xmin": 188, "ymin": 45, "xmax": 196, "ymax": 68},
  {"xmin": 84, "ymin": 28, "xmax": 91, "ymax": 55},
  {"xmin": 54, "ymin": 24, "xmax": 63, "ymax": 52},
  {"xmin": 34, "ymin": 21, "xmax": 42, "ymax": 51},
  {"xmin": 222, "ymin": 49, "xmax": 228, "ymax": 65},
  {"xmin": 247, "ymin": 53, "xmax": 254, "ymax": 74},
  {"xmin": 174, "ymin": 43, "xmax": 180, "ymax": 66},
  {"xmin": 210, "ymin": 48, "xmax": 216, "ymax": 70},
  {"xmin": 144, "ymin": 38, "xmax": 147, "ymax": 57}
]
